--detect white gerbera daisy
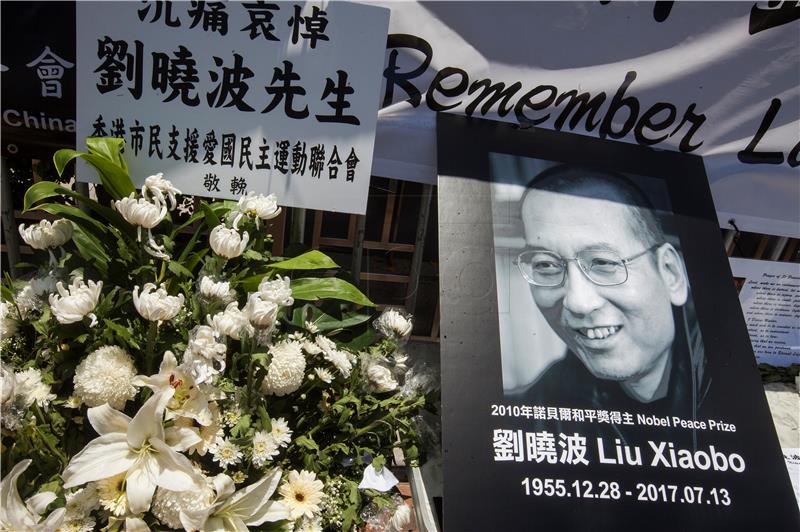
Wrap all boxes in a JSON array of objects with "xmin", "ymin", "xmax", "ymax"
[
  {"xmin": 270, "ymin": 417, "xmax": 292, "ymax": 447},
  {"xmin": 73, "ymin": 346, "xmax": 137, "ymax": 409},
  {"xmin": 278, "ymin": 470, "xmax": 325, "ymax": 520},
  {"xmin": 295, "ymin": 515, "xmax": 323, "ymax": 532},
  {"xmin": 211, "ymin": 437, "xmax": 243, "ymax": 468},
  {"xmin": 95, "ymin": 473, "xmax": 129, "ymax": 517},
  {"xmin": 261, "ymin": 340, "xmax": 306, "ymax": 396},
  {"xmin": 251, "ymin": 431, "xmax": 280, "ymax": 467},
  {"xmin": 57, "ymin": 517, "xmax": 96, "ymax": 532}
]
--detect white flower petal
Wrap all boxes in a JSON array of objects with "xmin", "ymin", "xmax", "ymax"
[
  {"xmin": 125, "ymin": 516, "xmax": 152, "ymax": 532},
  {"xmin": 221, "ymin": 469, "xmax": 287, "ymax": 525},
  {"xmin": 38, "ymin": 507, "xmax": 66, "ymax": 530},
  {"xmin": 127, "ymin": 390, "xmax": 170, "ymax": 449},
  {"xmin": 125, "ymin": 460, "xmax": 158, "ymax": 514},
  {"xmin": 150, "ymin": 438, "xmax": 204, "ymax": 492},
  {"xmin": 62, "ymin": 434, "xmax": 136, "ymax": 488},
  {"xmin": 25, "ymin": 491, "xmax": 56, "ymax": 515},
  {"xmin": 179, "ymin": 507, "xmax": 213, "ymax": 532},
  {"xmin": 87, "ymin": 404, "xmax": 131, "ymax": 435},
  {"xmin": 165, "ymin": 426, "xmax": 203, "ymax": 452},
  {"xmin": 212, "ymin": 474, "xmax": 236, "ymax": 502},
  {"xmin": 0, "ymin": 460, "xmax": 37, "ymax": 529}
]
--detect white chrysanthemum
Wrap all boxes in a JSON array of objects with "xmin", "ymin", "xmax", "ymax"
[
  {"xmin": 251, "ymin": 431, "xmax": 280, "ymax": 468},
  {"xmin": 208, "ymin": 301, "xmax": 254, "ymax": 340},
  {"xmin": 209, "ymin": 224, "xmax": 249, "ymax": 259},
  {"xmin": 14, "ymin": 284, "xmax": 42, "ymax": 319},
  {"xmin": 374, "ymin": 308, "xmax": 413, "ymax": 341},
  {"xmin": 73, "ymin": 346, "xmax": 137, "ymax": 409},
  {"xmin": 258, "ymin": 276, "xmax": 293, "ymax": 307},
  {"xmin": 57, "ymin": 517, "xmax": 96, "ymax": 532},
  {"xmin": 152, "ymin": 478, "xmax": 215, "ymax": 529},
  {"xmin": 237, "ymin": 192, "xmax": 281, "ymax": 220},
  {"xmin": 313, "ymin": 367, "xmax": 333, "ymax": 384},
  {"xmin": 198, "ymin": 276, "xmax": 236, "ymax": 304},
  {"xmin": 133, "ymin": 283, "xmax": 184, "ymax": 322},
  {"xmin": 183, "ymin": 325, "xmax": 227, "ymax": 384},
  {"xmin": 270, "ymin": 417, "xmax": 292, "ymax": 447},
  {"xmin": 278, "ymin": 470, "xmax": 324, "ymax": 520},
  {"xmin": 18, "ymin": 219, "xmax": 73, "ymax": 250},
  {"xmin": 324, "ymin": 349, "xmax": 353, "ymax": 378},
  {"xmin": 95, "ymin": 473, "xmax": 129, "ymax": 516},
  {"xmin": 304, "ymin": 321, "xmax": 319, "ymax": 334},
  {"xmin": 142, "ymin": 173, "xmax": 181, "ymax": 210},
  {"xmin": 15, "ymin": 368, "xmax": 56, "ymax": 409},
  {"xmin": 0, "ymin": 301, "xmax": 18, "ymax": 340},
  {"xmin": 211, "ymin": 437, "xmax": 243, "ymax": 468},
  {"xmin": 314, "ymin": 335, "xmax": 336, "ymax": 353},
  {"xmin": 30, "ymin": 273, "xmax": 59, "ymax": 297},
  {"xmin": 244, "ymin": 293, "xmax": 279, "ymax": 328},
  {"xmin": 366, "ymin": 364, "xmax": 399, "ymax": 393},
  {"xmin": 302, "ymin": 340, "xmax": 322, "ymax": 355},
  {"xmin": 64, "ymin": 485, "xmax": 100, "ymax": 522},
  {"xmin": 295, "ymin": 515, "xmax": 323, "ymax": 532},
  {"xmin": 261, "ymin": 340, "xmax": 306, "ymax": 396},
  {"xmin": 49, "ymin": 278, "xmax": 102, "ymax": 326}
]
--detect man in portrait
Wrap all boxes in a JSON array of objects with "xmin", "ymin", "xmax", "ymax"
[{"xmin": 516, "ymin": 165, "xmax": 709, "ymax": 433}]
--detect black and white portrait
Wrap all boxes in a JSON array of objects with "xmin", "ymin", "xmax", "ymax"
[{"xmin": 491, "ymin": 155, "xmax": 708, "ymax": 420}]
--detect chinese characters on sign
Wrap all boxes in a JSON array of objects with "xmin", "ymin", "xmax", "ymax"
[{"xmin": 76, "ymin": 1, "xmax": 389, "ymax": 214}]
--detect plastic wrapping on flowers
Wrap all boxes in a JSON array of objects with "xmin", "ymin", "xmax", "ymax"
[{"xmin": 0, "ymin": 138, "xmax": 436, "ymax": 532}]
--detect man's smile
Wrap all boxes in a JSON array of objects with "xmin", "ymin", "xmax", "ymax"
[{"xmin": 574, "ymin": 325, "xmax": 622, "ymax": 340}]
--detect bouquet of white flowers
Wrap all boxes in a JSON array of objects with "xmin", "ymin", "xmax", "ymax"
[{"xmin": 1, "ymin": 138, "xmax": 431, "ymax": 532}]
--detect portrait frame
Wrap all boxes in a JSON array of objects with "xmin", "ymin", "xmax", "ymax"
[{"xmin": 437, "ymin": 113, "xmax": 799, "ymax": 531}]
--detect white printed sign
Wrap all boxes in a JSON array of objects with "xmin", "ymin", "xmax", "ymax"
[
  {"xmin": 76, "ymin": 1, "xmax": 389, "ymax": 214},
  {"xmin": 730, "ymin": 258, "xmax": 800, "ymax": 366}
]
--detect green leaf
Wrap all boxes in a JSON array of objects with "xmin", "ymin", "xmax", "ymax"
[
  {"xmin": 167, "ymin": 261, "xmax": 193, "ymax": 278},
  {"xmin": 372, "ymin": 454, "xmax": 386, "ymax": 471},
  {"xmin": 243, "ymin": 249, "xmax": 265, "ymax": 261},
  {"xmin": 54, "ymin": 138, "xmax": 135, "ymax": 200},
  {"xmin": 200, "ymin": 201, "xmax": 221, "ymax": 230},
  {"xmin": 23, "ymin": 181, "xmax": 133, "ymax": 238},
  {"xmin": 29, "ymin": 202, "xmax": 108, "ymax": 235},
  {"xmin": 290, "ymin": 277, "xmax": 374, "ymax": 307},
  {"xmin": 103, "ymin": 319, "xmax": 141, "ymax": 349},
  {"xmin": 86, "ymin": 137, "xmax": 128, "ymax": 171},
  {"xmin": 271, "ymin": 250, "xmax": 339, "ymax": 270},
  {"xmin": 71, "ymin": 225, "xmax": 110, "ymax": 275}
]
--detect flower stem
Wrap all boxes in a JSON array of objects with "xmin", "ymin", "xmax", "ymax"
[{"xmin": 145, "ymin": 321, "xmax": 159, "ymax": 374}]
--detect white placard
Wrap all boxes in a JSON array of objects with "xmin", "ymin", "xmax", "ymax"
[
  {"xmin": 784, "ymin": 448, "xmax": 800, "ymax": 509},
  {"xmin": 730, "ymin": 258, "xmax": 800, "ymax": 366},
  {"xmin": 76, "ymin": 1, "xmax": 389, "ymax": 214}
]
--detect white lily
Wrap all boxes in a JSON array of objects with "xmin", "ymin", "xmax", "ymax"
[
  {"xmin": 132, "ymin": 283, "xmax": 184, "ymax": 322},
  {"xmin": 133, "ymin": 351, "xmax": 213, "ymax": 426},
  {"xmin": 48, "ymin": 278, "xmax": 102, "ymax": 326},
  {"xmin": 209, "ymin": 225, "xmax": 249, "ymax": 259},
  {"xmin": 179, "ymin": 470, "xmax": 289, "ymax": 532},
  {"xmin": 0, "ymin": 459, "xmax": 66, "ymax": 531},
  {"xmin": 61, "ymin": 390, "xmax": 204, "ymax": 514}
]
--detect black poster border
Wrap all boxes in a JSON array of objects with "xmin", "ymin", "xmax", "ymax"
[{"xmin": 436, "ymin": 113, "xmax": 799, "ymax": 532}]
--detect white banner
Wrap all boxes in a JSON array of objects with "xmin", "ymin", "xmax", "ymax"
[
  {"xmin": 76, "ymin": 1, "xmax": 389, "ymax": 214},
  {"xmin": 372, "ymin": 1, "xmax": 800, "ymax": 236}
]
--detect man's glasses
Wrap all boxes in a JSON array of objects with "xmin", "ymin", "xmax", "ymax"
[{"xmin": 514, "ymin": 245, "xmax": 660, "ymax": 287}]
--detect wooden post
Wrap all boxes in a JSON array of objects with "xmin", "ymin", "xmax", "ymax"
[
  {"xmin": 289, "ymin": 207, "xmax": 305, "ymax": 245},
  {"xmin": 1, "ymin": 157, "xmax": 21, "ymax": 278},
  {"xmin": 351, "ymin": 214, "xmax": 366, "ymax": 287},
  {"xmin": 405, "ymin": 184, "xmax": 433, "ymax": 314}
]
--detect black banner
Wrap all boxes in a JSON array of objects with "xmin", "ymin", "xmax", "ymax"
[
  {"xmin": 437, "ymin": 113, "xmax": 799, "ymax": 531},
  {"xmin": 1, "ymin": 1, "xmax": 76, "ymax": 158}
]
